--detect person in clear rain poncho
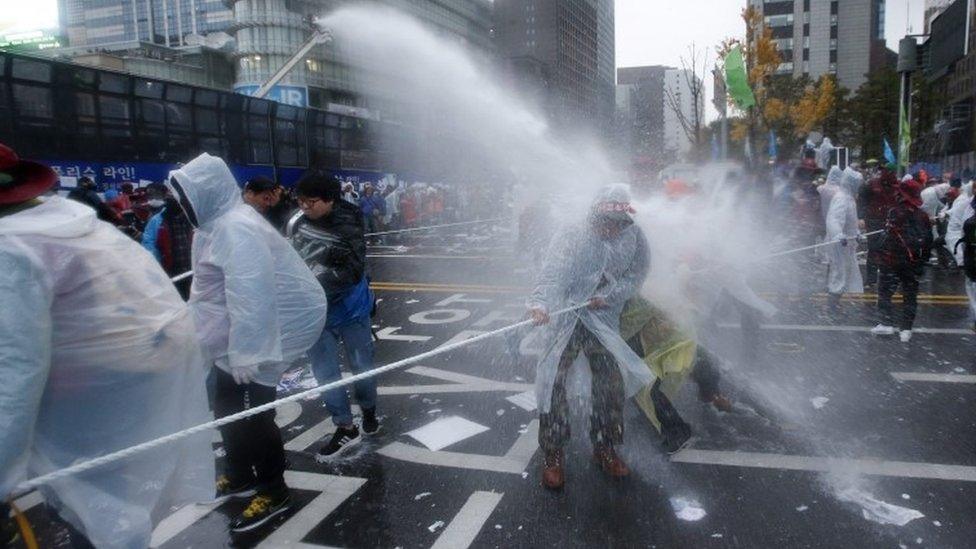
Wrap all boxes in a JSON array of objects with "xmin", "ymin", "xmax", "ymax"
[
  {"xmin": 165, "ymin": 153, "xmax": 327, "ymax": 533},
  {"xmin": 824, "ymin": 166, "xmax": 865, "ymax": 310},
  {"xmin": 0, "ymin": 143, "xmax": 214, "ymax": 549},
  {"xmin": 526, "ymin": 185, "xmax": 656, "ymax": 490}
]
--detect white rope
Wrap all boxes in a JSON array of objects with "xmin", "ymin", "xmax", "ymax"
[
  {"xmin": 689, "ymin": 230, "xmax": 885, "ymax": 275},
  {"xmin": 12, "ymin": 303, "xmax": 585, "ymax": 497},
  {"xmin": 363, "ymin": 217, "xmax": 505, "ymax": 237},
  {"xmin": 167, "ymin": 218, "xmax": 506, "ymax": 283}
]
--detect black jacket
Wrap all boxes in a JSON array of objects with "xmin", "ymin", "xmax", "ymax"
[
  {"xmin": 878, "ymin": 204, "xmax": 933, "ymax": 269},
  {"xmin": 295, "ymin": 200, "xmax": 366, "ymax": 296}
]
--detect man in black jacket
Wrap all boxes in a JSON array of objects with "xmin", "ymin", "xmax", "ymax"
[{"xmin": 292, "ymin": 171, "xmax": 379, "ymax": 460}]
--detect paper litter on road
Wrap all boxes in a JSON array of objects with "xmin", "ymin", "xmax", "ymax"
[
  {"xmin": 811, "ymin": 397, "xmax": 830, "ymax": 409},
  {"xmin": 406, "ymin": 416, "xmax": 490, "ymax": 451},
  {"xmin": 428, "ymin": 521, "xmax": 445, "ymax": 533},
  {"xmin": 836, "ymin": 488, "xmax": 924, "ymax": 526},
  {"xmin": 796, "ymin": 505, "xmax": 809, "ymax": 512},
  {"xmin": 506, "ymin": 391, "xmax": 538, "ymax": 412},
  {"xmin": 670, "ymin": 497, "xmax": 706, "ymax": 521},
  {"xmin": 414, "ymin": 492, "xmax": 432, "ymax": 501}
]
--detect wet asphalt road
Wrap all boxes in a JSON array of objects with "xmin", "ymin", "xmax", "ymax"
[{"xmin": 17, "ymin": 226, "xmax": 976, "ymax": 548}]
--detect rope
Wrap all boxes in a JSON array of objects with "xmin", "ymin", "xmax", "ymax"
[
  {"xmin": 167, "ymin": 217, "xmax": 506, "ymax": 283},
  {"xmin": 363, "ymin": 217, "xmax": 505, "ymax": 237},
  {"xmin": 689, "ymin": 230, "xmax": 885, "ymax": 275},
  {"xmin": 11, "ymin": 303, "xmax": 585, "ymax": 497}
]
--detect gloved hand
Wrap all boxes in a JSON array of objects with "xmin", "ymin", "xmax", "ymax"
[{"xmin": 231, "ymin": 364, "xmax": 259, "ymax": 385}]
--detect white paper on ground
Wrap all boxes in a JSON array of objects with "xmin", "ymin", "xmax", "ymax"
[
  {"xmin": 406, "ymin": 416, "xmax": 490, "ymax": 451},
  {"xmin": 837, "ymin": 488, "xmax": 924, "ymax": 526},
  {"xmin": 811, "ymin": 397, "xmax": 830, "ymax": 409},
  {"xmin": 506, "ymin": 391, "xmax": 538, "ymax": 412},
  {"xmin": 670, "ymin": 497, "xmax": 707, "ymax": 521}
]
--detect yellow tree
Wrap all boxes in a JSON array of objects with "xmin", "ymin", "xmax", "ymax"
[{"xmin": 790, "ymin": 75, "xmax": 837, "ymax": 136}]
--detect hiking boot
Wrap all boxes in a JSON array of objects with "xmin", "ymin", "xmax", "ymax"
[
  {"xmin": 870, "ymin": 324, "xmax": 896, "ymax": 336},
  {"xmin": 317, "ymin": 426, "xmax": 361, "ymax": 461},
  {"xmin": 361, "ymin": 407, "xmax": 381, "ymax": 436},
  {"xmin": 541, "ymin": 450, "xmax": 564, "ymax": 490},
  {"xmin": 661, "ymin": 422, "xmax": 693, "ymax": 455},
  {"xmin": 899, "ymin": 330, "xmax": 913, "ymax": 343},
  {"xmin": 593, "ymin": 445, "xmax": 630, "ymax": 478},
  {"xmin": 229, "ymin": 491, "xmax": 291, "ymax": 533},
  {"xmin": 214, "ymin": 475, "xmax": 256, "ymax": 503}
]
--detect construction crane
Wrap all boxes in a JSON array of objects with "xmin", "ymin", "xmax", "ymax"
[{"xmin": 252, "ymin": 27, "xmax": 333, "ymax": 100}]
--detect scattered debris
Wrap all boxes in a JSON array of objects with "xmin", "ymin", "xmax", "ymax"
[
  {"xmin": 670, "ymin": 498, "xmax": 706, "ymax": 522},
  {"xmin": 428, "ymin": 521, "xmax": 445, "ymax": 533}
]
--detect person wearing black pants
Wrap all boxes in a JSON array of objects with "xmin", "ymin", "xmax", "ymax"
[
  {"xmin": 871, "ymin": 178, "xmax": 932, "ymax": 343},
  {"xmin": 211, "ymin": 367, "xmax": 287, "ymax": 502}
]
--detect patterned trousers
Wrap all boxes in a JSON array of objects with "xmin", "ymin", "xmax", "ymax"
[{"xmin": 539, "ymin": 322, "xmax": 624, "ymax": 453}]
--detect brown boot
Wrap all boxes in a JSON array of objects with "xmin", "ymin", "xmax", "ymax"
[
  {"xmin": 541, "ymin": 450, "xmax": 564, "ymax": 490},
  {"xmin": 593, "ymin": 445, "xmax": 630, "ymax": 478}
]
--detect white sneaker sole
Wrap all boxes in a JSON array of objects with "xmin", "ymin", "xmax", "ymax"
[{"xmin": 315, "ymin": 435, "xmax": 362, "ymax": 462}]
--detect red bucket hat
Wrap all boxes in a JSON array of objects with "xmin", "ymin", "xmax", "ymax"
[
  {"xmin": 0, "ymin": 143, "xmax": 58, "ymax": 205},
  {"xmin": 898, "ymin": 179, "xmax": 924, "ymax": 208}
]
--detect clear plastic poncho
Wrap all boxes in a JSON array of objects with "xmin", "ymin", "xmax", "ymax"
[
  {"xmin": 526, "ymin": 219, "xmax": 655, "ymax": 414},
  {"xmin": 945, "ymin": 182, "xmax": 975, "ymax": 264},
  {"xmin": 166, "ymin": 154, "xmax": 327, "ymax": 386},
  {"xmin": 0, "ymin": 197, "xmax": 214, "ymax": 549},
  {"xmin": 825, "ymin": 167, "xmax": 864, "ymax": 294}
]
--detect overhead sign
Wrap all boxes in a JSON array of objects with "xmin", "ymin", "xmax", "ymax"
[
  {"xmin": 0, "ymin": 0, "xmax": 63, "ymax": 51},
  {"xmin": 234, "ymin": 84, "xmax": 309, "ymax": 107}
]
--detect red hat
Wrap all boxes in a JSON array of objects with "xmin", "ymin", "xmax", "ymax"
[
  {"xmin": 899, "ymin": 179, "xmax": 924, "ymax": 208},
  {"xmin": 0, "ymin": 143, "xmax": 58, "ymax": 205}
]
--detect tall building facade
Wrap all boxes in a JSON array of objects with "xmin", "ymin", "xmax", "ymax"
[
  {"xmin": 54, "ymin": 1, "xmax": 494, "ymax": 113},
  {"xmin": 62, "ymin": 0, "xmax": 234, "ymax": 47},
  {"xmin": 925, "ymin": 0, "xmax": 954, "ymax": 33},
  {"xmin": 749, "ymin": 0, "xmax": 889, "ymax": 91},
  {"xmin": 616, "ymin": 65, "xmax": 702, "ymax": 162},
  {"xmin": 494, "ymin": 0, "xmax": 615, "ymax": 132}
]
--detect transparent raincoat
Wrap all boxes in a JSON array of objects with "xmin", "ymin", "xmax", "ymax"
[
  {"xmin": 946, "ymin": 182, "xmax": 974, "ymax": 264},
  {"xmin": 527, "ymin": 220, "xmax": 655, "ymax": 413},
  {"xmin": 825, "ymin": 167, "xmax": 864, "ymax": 294},
  {"xmin": 166, "ymin": 154, "xmax": 327, "ymax": 386},
  {"xmin": 0, "ymin": 197, "xmax": 214, "ymax": 548}
]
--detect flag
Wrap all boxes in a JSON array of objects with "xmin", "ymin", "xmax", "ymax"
[
  {"xmin": 883, "ymin": 138, "xmax": 896, "ymax": 165},
  {"xmin": 898, "ymin": 103, "xmax": 911, "ymax": 170},
  {"xmin": 768, "ymin": 130, "xmax": 778, "ymax": 160},
  {"xmin": 724, "ymin": 46, "xmax": 756, "ymax": 110}
]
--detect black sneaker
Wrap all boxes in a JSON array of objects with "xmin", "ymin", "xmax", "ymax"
[
  {"xmin": 661, "ymin": 422, "xmax": 693, "ymax": 455},
  {"xmin": 229, "ymin": 492, "xmax": 291, "ymax": 533},
  {"xmin": 361, "ymin": 407, "xmax": 381, "ymax": 436},
  {"xmin": 214, "ymin": 475, "xmax": 256, "ymax": 502},
  {"xmin": 317, "ymin": 426, "xmax": 362, "ymax": 461}
]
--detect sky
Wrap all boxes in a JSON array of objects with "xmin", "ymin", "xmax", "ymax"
[{"xmin": 615, "ymin": 0, "xmax": 926, "ymax": 120}]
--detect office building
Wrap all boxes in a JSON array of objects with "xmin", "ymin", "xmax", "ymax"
[
  {"xmin": 494, "ymin": 0, "xmax": 615, "ymax": 131},
  {"xmin": 749, "ymin": 0, "xmax": 889, "ymax": 91},
  {"xmin": 616, "ymin": 65, "xmax": 702, "ymax": 163}
]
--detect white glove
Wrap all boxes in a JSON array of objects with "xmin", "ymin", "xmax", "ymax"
[{"xmin": 231, "ymin": 364, "xmax": 259, "ymax": 385}]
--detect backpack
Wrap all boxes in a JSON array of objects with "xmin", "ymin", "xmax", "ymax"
[{"xmin": 958, "ymin": 214, "xmax": 976, "ymax": 282}]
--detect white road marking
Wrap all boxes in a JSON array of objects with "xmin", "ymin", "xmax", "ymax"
[
  {"xmin": 409, "ymin": 309, "xmax": 472, "ymax": 325},
  {"xmin": 430, "ymin": 491, "xmax": 504, "ymax": 549},
  {"xmin": 671, "ymin": 449, "xmax": 976, "ymax": 482},
  {"xmin": 435, "ymin": 293, "xmax": 493, "ymax": 307},
  {"xmin": 891, "ymin": 372, "xmax": 976, "ymax": 384},
  {"xmin": 378, "ymin": 420, "xmax": 539, "ymax": 474},
  {"xmin": 256, "ymin": 471, "xmax": 367, "ymax": 549},
  {"xmin": 285, "ymin": 419, "xmax": 337, "ymax": 452},
  {"xmin": 718, "ymin": 323, "xmax": 973, "ymax": 335},
  {"xmin": 275, "ymin": 400, "xmax": 303, "ymax": 429},
  {"xmin": 375, "ymin": 326, "xmax": 433, "ymax": 342},
  {"xmin": 150, "ymin": 500, "xmax": 223, "ymax": 547}
]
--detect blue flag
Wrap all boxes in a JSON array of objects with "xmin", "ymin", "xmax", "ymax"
[
  {"xmin": 883, "ymin": 138, "xmax": 896, "ymax": 165},
  {"xmin": 768, "ymin": 130, "xmax": 778, "ymax": 160}
]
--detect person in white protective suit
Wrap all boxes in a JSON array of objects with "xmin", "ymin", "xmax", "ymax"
[
  {"xmin": 0, "ymin": 143, "xmax": 214, "ymax": 549},
  {"xmin": 824, "ymin": 166, "xmax": 865, "ymax": 309},
  {"xmin": 945, "ymin": 181, "xmax": 976, "ymax": 327},
  {"xmin": 526, "ymin": 185, "xmax": 656, "ymax": 490},
  {"xmin": 165, "ymin": 153, "xmax": 327, "ymax": 533},
  {"xmin": 920, "ymin": 181, "xmax": 951, "ymax": 222}
]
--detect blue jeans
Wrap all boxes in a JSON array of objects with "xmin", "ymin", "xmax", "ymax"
[{"xmin": 309, "ymin": 316, "xmax": 377, "ymax": 427}]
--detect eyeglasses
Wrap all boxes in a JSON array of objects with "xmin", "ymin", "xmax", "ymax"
[{"xmin": 297, "ymin": 197, "xmax": 323, "ymax": 208}]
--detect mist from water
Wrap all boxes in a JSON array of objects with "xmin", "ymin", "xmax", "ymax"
[{"xmin": 315, "ymin": 4, "xmax": 928, "ymax": 535}]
